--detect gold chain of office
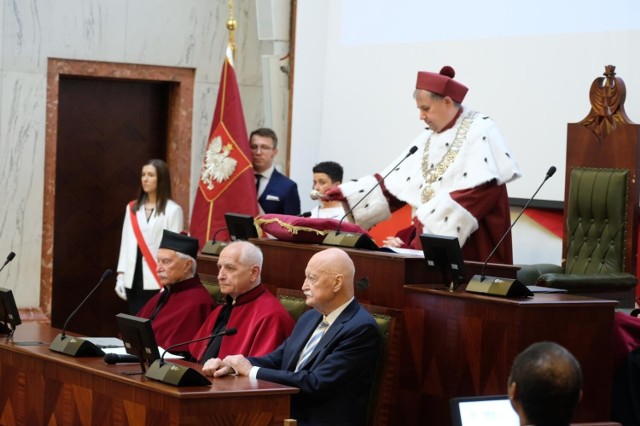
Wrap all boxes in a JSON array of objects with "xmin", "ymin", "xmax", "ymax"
[{"xmin": 421, "ymin": 111, "xmax": 478, "ymax": 203}]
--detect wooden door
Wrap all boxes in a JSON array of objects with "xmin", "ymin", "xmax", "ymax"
[{"xmin": 52, "ymin": 77, "xmax": 169, "ymax": 336}]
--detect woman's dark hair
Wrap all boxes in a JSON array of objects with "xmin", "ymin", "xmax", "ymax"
[{"xmin": 133, "ymin": 159, "xmax": 172, "ymax": 214}]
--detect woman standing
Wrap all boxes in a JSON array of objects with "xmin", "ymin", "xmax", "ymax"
[{"xmin": 115, "ymin": 159, "xmax": 184, "ymax": 314}]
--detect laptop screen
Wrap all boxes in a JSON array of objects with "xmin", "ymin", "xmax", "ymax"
[{"xmin": 450, "ymin": 395, "xmax": 519, "ymax": 426}]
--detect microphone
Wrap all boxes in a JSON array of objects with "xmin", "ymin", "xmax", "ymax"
[
  {"xmin": 145, "ymin": 327, "xmax": 238, "ymax": 387},
  {"xmin": 104, "ymin": 353, "xmax": 139, "ymax": 364},
  {"xmin": 201, "ymin": 227, "xmax": 230, "ymax": 256},
  {"xmin": 336, "ymin": 145, "xmax": 418, "ymax": 235},
  {"xmin": 0, "ymin": 252, "xmax": 16, "ymax": 273},
  {"xmin": 49, "ymin": 269, "xmax": 114, "ymax": 357},
  {"xmin": 160, "ymin": 327, "xmax": 238, "ymax": 366},
  {"xmin": 322, "ymin": 146, "xmax": 418, "ymax": 251},
  {"xmin": 299, "ymin": 211, "xmax": 312, "ymax": 218},
  {"xmin": 466, "ymin": 166, "xmax": 557, "ymax": 298}
]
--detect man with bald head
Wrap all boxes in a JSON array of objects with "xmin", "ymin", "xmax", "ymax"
[
  {"xmin": 190, "ymin": 241, "xmax": 294, "ymax": 363},
  {"xmin": 203, "ymin": 248, "xmax": 380, "ymax": 425},
  {"xmin": 508, "ymin": 341, "xmax": 583, "ymax": 426}
]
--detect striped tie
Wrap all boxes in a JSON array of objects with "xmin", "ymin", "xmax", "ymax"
[{"xmin": 295, "ymin": 319, "xmax": 329, "ymax": 372}]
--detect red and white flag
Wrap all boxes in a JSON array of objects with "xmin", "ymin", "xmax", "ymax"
[{"xmin": 189, "ymin": 58, "xmax": 258, "ymax": 248}]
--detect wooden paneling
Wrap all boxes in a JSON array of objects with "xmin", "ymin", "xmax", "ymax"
[{"xmin": 0, "ymin": 323, "xmax": 296, "ymax": 426}]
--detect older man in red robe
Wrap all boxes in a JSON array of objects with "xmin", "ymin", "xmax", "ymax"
[
  {"xmin": 136, "ymin": 230, "xmax": 215, "ymax": 354},
  {"xmin": 190, "ymin": 241, "xmax": 295, "ymax": 363}
]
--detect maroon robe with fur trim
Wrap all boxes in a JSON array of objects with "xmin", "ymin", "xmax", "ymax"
[
  {"xmin": 190, "ymin": 284, "xmax": 295, "ymax": 362},
  {"xmin": 136, "ymin": 275, "xmax": 215, "ymax": 352}
]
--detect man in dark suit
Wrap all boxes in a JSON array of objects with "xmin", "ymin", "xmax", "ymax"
[
  {"xmin": 203, "ymin": 248, "xmax": 380, "ymax": 426},
  {"xmin": 250, "ymin": 127, "xmax": 301, "ymax": 215}
]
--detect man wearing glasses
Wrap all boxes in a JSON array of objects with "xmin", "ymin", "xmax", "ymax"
[{"xmin": 250, "ymin": 127, "xmax": 301, "ymax": 215}]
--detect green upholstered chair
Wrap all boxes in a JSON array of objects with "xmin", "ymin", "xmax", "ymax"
[
  {"xmin": 273, "ymin": 289, "xmax": 402, "ymax": 425},
  {"xmin": 199, "ymin": 273, "xmax": 223, "ymax": 304},
  {"xmin": 520, "ymin": 168, "xmax": 637, "ymax": 307},
  {"xmin": 276, "ymin": 287, "xmax": 309, "ymax": 322},
  {"xmin": 361, "ymin": 303, "xmax": 401, "ymax": 426}
]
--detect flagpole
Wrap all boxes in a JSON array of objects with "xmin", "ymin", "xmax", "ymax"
[{"xmin": 227, "ymin": 0, "xmax": 237, "ymax": 65}]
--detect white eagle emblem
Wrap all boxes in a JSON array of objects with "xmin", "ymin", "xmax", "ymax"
[{"xmin": 200, "ymin": 136, "xmax": 238, "ymax": 190}]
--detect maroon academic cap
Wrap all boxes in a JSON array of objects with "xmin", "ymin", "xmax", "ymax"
[{"xmin": 416, "ymin": 65, "xmax": 469, "ymax": 103}]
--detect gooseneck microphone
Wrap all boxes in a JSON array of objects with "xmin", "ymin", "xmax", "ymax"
[
  {"xmin": 335, "ymin": 145, "xmax": 418, "ymax": 235},
  {"xmin": 49, "ymin": 269, "xmax": 114, "ymax": 357},
  {"xmin": 106, "ymin": 328, "xmax": 239, "ymax": 365},
  {"xmin": 144, "ymin": 327, "xmax": 238, "ymax": 386},
  {"xmin": 0, "ymin": 252, "xmax": 16, "ymax": 273},
  {"xmin": 160, "ymin": 327, "xmax": 238, "ymax": 366},
  {"xmin": 466, "ymin": 166, "xmax": 556, "ymax": 298},
  {"xmin": 480, "ymin": 166, "xmax": 556, "ymax": 280},
  {"xmin": 61, "ymin": 269, "xmax": 113, "ymax": 339}
]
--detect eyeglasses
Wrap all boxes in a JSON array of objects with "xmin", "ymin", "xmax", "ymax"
[{"xmin": 250, "ymin": 145, "xmax": 274, "ymax": 152}]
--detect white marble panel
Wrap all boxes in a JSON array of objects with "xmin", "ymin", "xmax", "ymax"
[
  {"xmin": 125, "ymin": 0, "xmax": 206, "ymax": 67},
  {"xmin": 2, "ymin": 0, "xmax": 53, "ymax": 72},
  {"xmin": 0, "ymin": 71, "xmax": 46, "ymax": 307},
  {"xmin": 189, "ymin": 79, "xmax": 217, "ymax": 207},
  {"xmin": 47, "ymin": 0, "xmax": 128, "ymax": 63},
  {"xmin": 190, "ymin": 0, "xmax": 227, "ymax": 85},
  {"xmin": 0, "ymin": 0, "xmax": 5, "ymax": 69}
]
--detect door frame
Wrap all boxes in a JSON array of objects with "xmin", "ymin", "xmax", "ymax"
[{"xmin": 42, "ymin": 58, "xmax": 194, "ymax": 316}]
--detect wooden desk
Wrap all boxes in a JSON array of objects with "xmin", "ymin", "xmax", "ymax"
[
  {"xmin": 199, "ymin": 240, "xmax": 617, "ymax": 425},
  {"xmin": 401, "ymin": 287, "xmax": 616, "ymax": 425},
  {"xmin": 0, "ymin": 323, "xmax": 297, "ymax": 425}
]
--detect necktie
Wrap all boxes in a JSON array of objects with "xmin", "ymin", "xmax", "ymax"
[
  {"xmin": 200, "ymin": 300, "xmax": 234, "ymax": 363},
  {"xmin": 255, "ymin": 174, "xmax": 262, "ymax": 193},
  {"xmin": 295, "ymin": 318, "xmax": 329, "ymax": 371}
]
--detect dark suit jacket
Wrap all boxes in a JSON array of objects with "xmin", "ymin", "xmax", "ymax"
[
  {"xmin": 258, "ymin": 168, "xmax": 301, "ymax": 215},
  {"xmin": 248, "ymin": 299, "xmax": 380, "ymax": 426}
]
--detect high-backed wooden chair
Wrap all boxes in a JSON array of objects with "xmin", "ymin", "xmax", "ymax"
[{"xmin": 521, "ymin": 66, "xmax": 639, "ymax": 307}]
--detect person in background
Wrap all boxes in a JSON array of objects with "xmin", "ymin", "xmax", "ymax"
[
  {"xmin": 203, "ymin": 248, "xmax": 380, "ymax": 426},
  {"xmin": 190, "ymin": 241, "xmax": 294, "ymax": 363},
  {"xmin": 310, "ymin": 161, "xmax": 346, "ymax": 219},
  {"xmin": 115, "ymin": 159, "xmax": 184, "ymax": 314},
  {"xmin": 251, "ymin": 127, "xmax": 301, "ymax": 216},
  {"xmin": 136, "ymin": 230, "xmax": 215, "ymax": 355},
  {"xmin": 508, "ymin": 341, "xmax": 583, "ymax": 426},
  {"xmin": 325, "ymin": 66, "xmax": 521, "ymax": 263}
]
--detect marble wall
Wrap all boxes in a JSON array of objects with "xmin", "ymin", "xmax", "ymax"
[{"xmin": 0, "ymin": 0, "xmax": 290, "ymax": 309}]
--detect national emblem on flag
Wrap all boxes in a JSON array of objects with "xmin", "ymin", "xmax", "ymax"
[{"xmin": 199, "ymin": 124, "xmax": 253, "ymax": 202}]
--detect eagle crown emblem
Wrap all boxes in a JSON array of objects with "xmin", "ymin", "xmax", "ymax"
[{"xmin": 200, "ymin": 135, "xmax": 238, "ymax": 190}]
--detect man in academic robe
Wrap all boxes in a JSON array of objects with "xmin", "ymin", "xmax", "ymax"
[
  {"xmin": 136, "ymin": 230, "xmax": 215, "ymax": 353},
  {"xmin": 202, "ymin": 248, "xmax": 380, "ymax": 426},
  {"xmin": 190, "ymin": 241, "xmax": 295, "ymax": 363},
  {"xmin": 251, "ymin": 127, "xmax": 301, "ymax": 215},
  {"xmin": 325, "ymin": 66, "xmax": 522, "ymax": 263}
]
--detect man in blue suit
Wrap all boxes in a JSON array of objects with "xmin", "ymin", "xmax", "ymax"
[
  {"xmin": 203, "ymin": 248, "xmax": 380, "ymax": 425},
  {"xmin": 250, "ymin": 127, "xmax": 301, "ymax": 215}
]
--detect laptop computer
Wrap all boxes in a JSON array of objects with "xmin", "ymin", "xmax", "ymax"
[{"xmin": 450, "ymin": 395, "xmax": 519, "ymax": 426}]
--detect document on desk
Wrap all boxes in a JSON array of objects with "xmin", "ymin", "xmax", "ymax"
[
  {"xmin": 84, "ymin": 337, "xmax": 183, "ymax": 359},
  {"xmin": 101, "ymin": 346, "xmax": 183, "ymax": 360},
  {"xmin": 84, "ymin": 337, "xmax": 124, "ymax": 348}
]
